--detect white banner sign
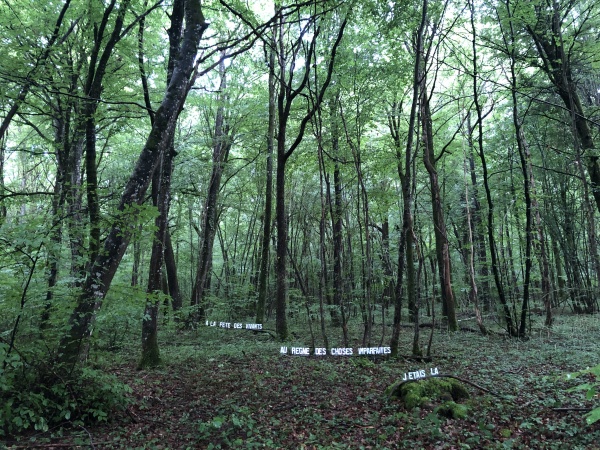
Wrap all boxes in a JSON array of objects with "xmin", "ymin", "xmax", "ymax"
[
  {"xmin": 280, "ymin": 346, "xmax": 392, "ymax": 356},
  {"xmin": 402, "ymin": 367, "xmax": 439, "ymax": 380},
  {"xmin": 205, "ymin": 321, "xmax": 263, "ymax": 330}
]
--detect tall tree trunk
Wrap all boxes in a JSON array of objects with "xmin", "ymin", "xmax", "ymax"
[
  {"xmin": 317, "ymin": 146, "xmax": 330, "ymax": 352},
  {"xmin": 82, "ymin": 0, "xmax": 132, "ymax": 265},
  {"xmin": 273, "ymin": 13, "xmax": 347, "ymax": 340},
  {"xmin": 256, "ymin": 26, "xmax": 276, "ymax": 324},
  {"xmin": 191, "ymin": 56, "xmax": 231, "ymax": 321},
  {"xmin": 464, "ymin": 0, "xmax": 487, "ymax": 332},
  {"xmin": 57, "ymin": 0, "xmax": 207, "ymax": 365},
  {"xmin": 421, "ymin": 88, "xmax": 458, "ymax": 332},
  {"xmin": 388, "ymin": 0, "xmax": 426, "ymax": 353},
  {"xmin": 140, "ymin": 145, "xmax": 174, "ymax": 368},
  {"xmin": 466, "ymin": 0, "xmax": 490, "ymax": 311},
  {"xmin": 328, "ymin": 95, "xmax": 343, "ymax": 327},
  {"xmin": 0, "ymin": 136, "xmax": 6, "ymax": 226},
  {"xmin": 464, "ymin": 166, "xmax": 487, "ymax": 335},
  {"xmin": 514, "ymin": 128, "xmax": 533, "ymax": 337},
  {"xmin": 502, "ymin": 0, "xmax": 534, "ymax": 336},
  {"xmin": 275, "ymin": 147, "xmax": 289, "ymax": 340},
  {"xmin": 349, "ymin": 140, "xmax": 373, "ymax": 346},
  {"xmin": 138, "ymin": 0, "xmax": 184, "ymax": 368},
  {"xmin": 136, "ymin": 6, "xmax": 182, "ymax": 314}
]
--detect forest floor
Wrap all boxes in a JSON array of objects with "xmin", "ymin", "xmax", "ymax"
[{"xmin": 3, "ymin": 312, "xmax": 600, "ymax": 449}]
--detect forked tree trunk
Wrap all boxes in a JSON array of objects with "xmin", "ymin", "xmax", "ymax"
[
  {"xmin": 526, "ymin": 2, "xmax": 600, "ymax": 216},
  {"xmin": 421, "ymin": 90, "xmax": 458, "ymax": 332},
  {"xmin": 273, "ymin": 14, "xmax": 347, "ymax": 340},
  {"xmin": 139, "ymin": 0, "xmax": 184, "ymax": 368},
  {"xmin": 57, "ymin": 0, "xmax": 207, "ymax": 365}
]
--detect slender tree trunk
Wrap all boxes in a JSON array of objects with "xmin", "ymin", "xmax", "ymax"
[
  {"xmin": 466, "ymin": 1, "xmax": 490, "ymax": 311},
  {"xmin": 329, "ymin": 95, "xmax": 343, "ymax": 327},
  {"xmin": 191, "ymin": 56, "xmax": 231, "ymax": 321},
  {"xmin": 83, "ymin": 0, "xmax": 132, "ymax": 266},
  {"xmin": 138, "ymin": 0, "xmax": 184, "ymax": 368},
  {"xmin": 551, "ymin": 238, "xmax": 565, "ymax": 307},
  {"xmin": 462, "ymin": 8, "xmax": 487, "ymax": 334},
  {"xmin": 0, "ymin": 137, "xmax": 6, "ymax": 226},
  {"xmin": 512, "ymin": 127, "xmax": 533, "ymax": 337},
  {"xmin": 256, "ymin": 27, "xmax": 276, "ymax": 324},
  {"xmin": 502, "ymin": 0, "xmax": 533, "ymax": 336},
  {"xmin": 421, "ymin": 90, "xmax": 457, "ymax": 332},
  {"xmin": 351, "ymin": 142, "xmax": 373, "ymax": 346},
  {"xmin": 317, "ymin": 146, "xmax": 330, "ymax": 352},
  {"xmin": 464, "ymin": 172, "xmax": 487, "ymax": 335},
  {"xmin": 164, "ymin": 229, "xmax": 182, "ymax": 310},
  {"xmin": 387, "ymin": 0, "xmax": 426, "ymax": 352},
  {"xmin": 275, "ymin": 148, "xmax": 289, "ymax": 340},
  {"xmin": 140, "ymin": 146, "xmax": 174, "ymax": 368}
]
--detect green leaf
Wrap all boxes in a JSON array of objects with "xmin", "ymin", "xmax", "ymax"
[
  {"xmin": 585, "ymin": 407, "xmax": 600, "ymax": 425},
  {"xmin": 211, "ymin": 416, "xmax": 225, "ymax": 428}
]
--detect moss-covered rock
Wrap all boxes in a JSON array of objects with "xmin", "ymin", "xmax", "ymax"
[{"xmin": 385, "ymin": 377, "xmax": 470, "ymax": 418}]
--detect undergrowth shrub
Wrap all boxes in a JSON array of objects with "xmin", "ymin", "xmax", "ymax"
[
  {"xmin": 0, "ymin": 346, "xmax": 131, "ymax": 436},
  {"xmin": 567, "ymin": 363, "xmax": 600, "ymax": 425}
]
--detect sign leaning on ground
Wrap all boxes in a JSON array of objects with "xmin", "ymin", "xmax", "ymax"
[
  {"xmin": 205, "ymin": 321, "xmax": 263, "ymax": 330},
  {"xmin": 280, "ymin": 346, "xmax": 392, "ymax": 356}
]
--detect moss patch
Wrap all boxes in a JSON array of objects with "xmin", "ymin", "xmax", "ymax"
[
  {"xmin": 436, "ymin": 401, "xmax": 469, "ymax": 419},
  {"xmin": 385, "ymin": 377, "xmax": 470, "ymax": 417}
]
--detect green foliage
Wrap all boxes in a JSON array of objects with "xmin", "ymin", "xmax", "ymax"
[
  {"xmin": 435, "ymin": 401, "xmax": 469, "ymax": 419},
  {"xmin": 197, "ymin": 405, "xmax": 259, "ymax": 449},
  {"xmin": 566, "ymin": 364, "xmax": 600, "ymax": 425},
  {"xmin": 0, "ymin": 347, "xmax": 131, "ymax": 436}
]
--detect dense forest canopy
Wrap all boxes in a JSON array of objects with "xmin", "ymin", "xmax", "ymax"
[{"xmin": 1, "ymin": 0, "xmax": 600, "ymax": 439}]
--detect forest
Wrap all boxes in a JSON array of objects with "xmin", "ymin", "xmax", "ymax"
[{"xmin": 0, "ymin": 0, "xmax": 599, "ymax": 448}]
